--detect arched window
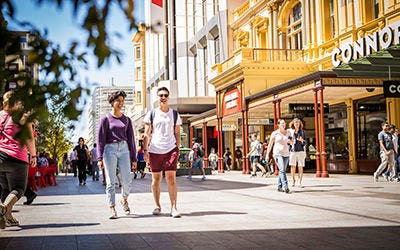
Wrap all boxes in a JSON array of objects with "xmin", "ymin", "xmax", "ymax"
[{"xmin": 287, "ymin": 2, "xmax": 302, "ymax": 49}]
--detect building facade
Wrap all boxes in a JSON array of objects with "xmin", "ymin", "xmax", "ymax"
[
  {"xmin": 1, "ymin": 31, "xmax": 39, "ymax": 95},
  {"xmin": 189, "ymin": 0, "xmax": 400, "ymax": 175},
  {"xmin": 88, "ymin": 86, "xmax": 135, "ymax": 147},
  {"xmin": 131, "ymin": 0, "xmax": 244, "ymax": 149}
]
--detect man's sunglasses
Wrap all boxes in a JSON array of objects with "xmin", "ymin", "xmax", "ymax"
[{"xmin": 158, "ymin": 94, "xmax": 169, "ymax": 98}]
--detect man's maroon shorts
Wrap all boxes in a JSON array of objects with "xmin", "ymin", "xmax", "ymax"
[{"xmin": 149, "ymin": 147, "xmax": 179, "ymax": 172}]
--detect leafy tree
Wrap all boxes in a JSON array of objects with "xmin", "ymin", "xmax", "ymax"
[
  {"xmin": 35, "ymin": 97, "xmax": 73, "ymax": 167},
  {"xmin": 0, "ymin": 0, "xmax": 137, "ymax": 143}
]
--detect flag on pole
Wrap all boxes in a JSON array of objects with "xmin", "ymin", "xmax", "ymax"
[{"xmin": 151, "ymin": 0, "xmax": 164, "ymax": 33}]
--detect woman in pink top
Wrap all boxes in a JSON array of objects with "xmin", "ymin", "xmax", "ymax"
[{"xmin": 0, "ymin": 91, "xmax": 37, "ymax": 229}]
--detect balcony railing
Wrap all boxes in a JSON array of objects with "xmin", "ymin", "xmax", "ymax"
[
  {"xmin": 253, "ymin": 48, "xmax": 304, "ymax": 62},
  {"xmin": 213, "ymin": 48, "xmax": 305, "ymax": 73}
]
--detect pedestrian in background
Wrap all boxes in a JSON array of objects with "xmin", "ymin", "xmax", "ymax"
[
  {"xmin": 136, "ymin": 146, "xmax": 146, "ymax": 179},
  {"xmin": 265, "ymin": 119, "xmax": 292, "ymax": 193},
  {"xmin": 62, "ymin": 153, "xmax": 70, "ymax": 176},
  {"xmin": 373, "ymin": 122, "xmax": 396, "ymax": 182},
  {"xmin": 288, "ymin": 118, "xmax": 307, "ymax": 188},
  {"xmin": 143, "ymin": 87, "xmax": 182, "ymax": 218},
  {"xmin": 382, "ymin": 124, "xmax": 397, "ymax": 181},
  {"xmin": 97, "ymin": 90, "xmax": 137, "ymax": 219},
  {"xmin": 208, "ymin": 147, "xmax": 218, "ymax": 172},
  {"xmin": 0, "ymin": 90, "xmax": 37, "ymax": 228},
  {"xmin": 248, "ymin": 134, "xmax": 267, "ymax": 177},
  {"xmin": 234, "ymin": 146, "xmax": 243, "ymax": 170},
  {"xmin": 187, "ymin": 138, "xmax": 206, "ymax": 181},
  {"xmin": 90, "ymin": 143, "xmax": 99, "ymax": 181},
  {"xmin": 223, "ymin": 148, "xmax": 232, "ymax": 171},
  {"xmin": 69, "ymin": 150, "xmax": 77, "ymax": 177},
  {"xmin": 74, "ymin": 137, "xmax": 89, "ymax": 186}
]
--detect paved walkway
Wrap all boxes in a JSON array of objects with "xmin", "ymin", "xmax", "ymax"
[{"xmin": 1, "ymin": 171, "xmax": 400, "ymax": 249}]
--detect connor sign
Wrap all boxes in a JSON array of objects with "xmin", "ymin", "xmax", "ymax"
[{"xmin": 332, "ymin": 20, "xmax": 400, "ymax": 67}]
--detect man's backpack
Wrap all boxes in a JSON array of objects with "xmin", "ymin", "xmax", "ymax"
[
  {"xmin": 196, "ymin": 144, "xmax": 205, "ymax": 157},
  {"xmin": 150, "ymin": 109, "xmax": 178, "ymax": 128}
]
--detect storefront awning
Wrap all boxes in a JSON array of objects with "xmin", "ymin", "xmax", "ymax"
[{"xmin": 333, "ymin": 45, "xmax": 400, "ymax": 78}]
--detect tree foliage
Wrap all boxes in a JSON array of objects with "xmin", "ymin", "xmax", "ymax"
[
  {"xmin": 35, "ymin": 96, "xmax": 73, "ymax": 164},
  {"xmin": 0, "ymin": 0, "xmax": 137, "ymax": 143}
]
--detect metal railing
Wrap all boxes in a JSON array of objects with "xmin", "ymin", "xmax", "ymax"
[{"xmin": 214, "ymin": 48, "xmax": 305, "ymax": 73}]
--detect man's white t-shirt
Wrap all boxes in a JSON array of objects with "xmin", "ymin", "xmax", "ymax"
[{"xmin": 143, "ymin": 107, "xmax": 182, "ymax": 154}]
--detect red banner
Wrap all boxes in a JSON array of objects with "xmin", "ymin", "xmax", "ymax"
[{"xmin": 222, "ymin": 87, "xmax": 241, "ymax": 116}]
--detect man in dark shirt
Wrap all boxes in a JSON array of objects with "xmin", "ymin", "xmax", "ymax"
[{"xmin": 234, "ymin": 146, "xmax": 242, "ymax": 170}]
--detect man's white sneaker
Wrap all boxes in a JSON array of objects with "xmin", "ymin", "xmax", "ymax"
[
  {"xmin": 373, "ymin": 173, "xmax": 378, "ymax": 182},
  {"xmin": 170, "ymin": 209, "xmax": 181, "ymax": 218}
]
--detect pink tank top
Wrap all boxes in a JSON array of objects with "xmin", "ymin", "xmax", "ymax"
[{"xmin": 0, "ymin": 110, "xmax": 28, "ymax": 163}]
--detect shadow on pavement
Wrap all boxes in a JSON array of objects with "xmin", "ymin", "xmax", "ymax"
[
  {"xmin": 35, "ymin": 177, "xmax": 269, "ymax": 196},
  {"xmin": 126, "ymin": 210, "xmax": 247, "ymax": 219},
  {"xmin": 0, "ymin": 226, "xmax": 399, "ymax": 249}
]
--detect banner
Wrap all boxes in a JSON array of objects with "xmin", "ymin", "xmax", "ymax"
[{"xmin": 151, "ymin": 0, "xmax": 164, "ymax": 33}]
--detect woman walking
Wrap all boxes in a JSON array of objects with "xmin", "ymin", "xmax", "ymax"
[
  {"xmin": 0, "ymin": 91, "xmax": 37, "ymax": 228},
  {"xmin": 97, "ymin": 90, "xmax": 137, "ymax": 219},
  {"xmin": 74, "ymin": 137, "xmax": 89, "ymax": 186},
  {"xmin": 288, "ymin": 118, "xmax": 307, "ymax": 188},
  {"xmin": 265, "ymin": 119, "xmax": 292, "ymax": 194}
]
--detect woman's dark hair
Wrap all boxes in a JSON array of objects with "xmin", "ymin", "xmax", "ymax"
[
  {"xmin": 108, "ymin": 90, "xmax": 127, "ymax": 104},
  {"xmin": 78, "ymin": 137, "xmax": 85, "ymax": 143}
]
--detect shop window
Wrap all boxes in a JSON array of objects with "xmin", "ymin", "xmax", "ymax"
[
  {"xmin": 286, "ymin": 2, "xmax": 303, "ymax": 49},
  {"xmin": 325, "ymin": 104, "xmax": 349, "ymax": 160}
]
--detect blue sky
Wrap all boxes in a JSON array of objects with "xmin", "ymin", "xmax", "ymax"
[{"xmin": 5, "ymin": 0, "xmax": 144, "ymax": 142}]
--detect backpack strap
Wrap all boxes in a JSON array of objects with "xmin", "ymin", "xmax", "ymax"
[
  {"xmin": 173, "ymin": 109, "xmax": 178, "ymax": 128},
  {"xmin": 150, "ymin": 109, "xmax": 178, "ymax": 128}
]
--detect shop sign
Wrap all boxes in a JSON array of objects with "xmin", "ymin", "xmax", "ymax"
[
  {"xmin": 216, "ymin": 124, "xmax": 237, "ymax": 131},
  {"xmin": 332, "ymin": 20, "xmax": 400, "ymax": 67},
  {"xmin": 289, "ymin": 103, "xmax": 329, "ymax": 114},
  {"xmin": 222, "ymin": 87, "xmax": 241, "ymax": 116},
  {"xmin": 384, "ymin": 80, "xmax": 400, "ymax": 97}
]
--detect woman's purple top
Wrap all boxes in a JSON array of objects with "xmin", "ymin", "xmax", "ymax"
[{"xmin": 97, "ymin": 113, "xmax": 137, "ymax": 162}]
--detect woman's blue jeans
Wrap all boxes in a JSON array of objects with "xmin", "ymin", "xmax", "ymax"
[
  {"xmin": 103, "ymin": 141, "xmax": 131, "ymax": 207},
  {"xmin": 275, "ymin": 155, "xmax": 289, "ymax": 190}
]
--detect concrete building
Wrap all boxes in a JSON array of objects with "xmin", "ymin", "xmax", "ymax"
[
  {"xmin": 88, "ymin": 86, "xmax": 135, "ymax": 146},
  {"xmin": 131, "ymin": 0, "xmax": 246, "ymax": 148},
  {"xmin": 1, "ymin": 31, "xmax": 39, "ymax": 95}
]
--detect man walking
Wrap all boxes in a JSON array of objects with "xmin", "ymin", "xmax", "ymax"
[
  {"xmin": 248, "ymin": 134, "xmax": 267, "ymax": 177},
  {"xmin": 374, "ymin": 122, "xmax": 396, "ymax": 182},
  {"xmin": 187, "ymin": 138, "xmax": 206, "ymax": 181},
  {"xmin": 143, "ymin": 87, "xmax": 182, "ymax": 218}
]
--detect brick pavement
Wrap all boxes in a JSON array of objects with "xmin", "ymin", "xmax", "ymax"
[{"xmin": 1, "ymin": 171, "xmax": 400, "ymax": 249}]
